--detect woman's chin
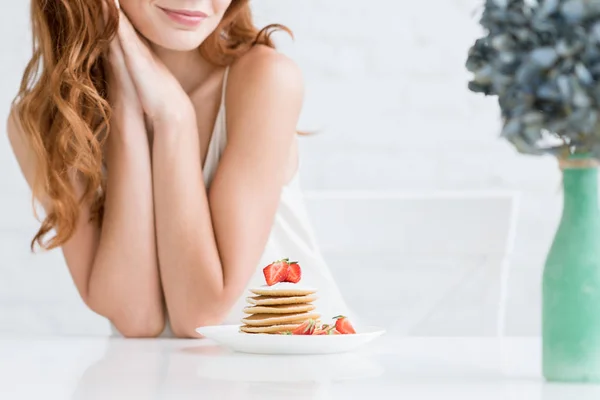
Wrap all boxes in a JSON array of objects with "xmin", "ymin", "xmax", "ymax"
[{"xmin": 146, "ymin": 32, "xmax": 207, "ymax": 52}]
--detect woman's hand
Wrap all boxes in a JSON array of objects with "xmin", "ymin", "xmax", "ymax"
[
  {"xmin": 103, "ymin": 0, "xmax": 141, "ymax": 116},
  {"xmin": 115, "ymin": 9, "xmax": 194, "ymax": 125},
  {"xmin": 106, "ymin": 29, "xmax": 144, "ymax": 121}
]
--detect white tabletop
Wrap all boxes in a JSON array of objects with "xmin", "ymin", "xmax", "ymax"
[{"xmin": 0, "ymin": 335, "xmax": 598, "ymax": 400}]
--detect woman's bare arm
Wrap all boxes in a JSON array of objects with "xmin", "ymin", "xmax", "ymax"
[
  {"xmin": 7, "ymin": 109, "xmax": 164, "ymax": 338},
  {"xmin": 151, "ymin": 47, "xmax": 304, "ymax": 337}
]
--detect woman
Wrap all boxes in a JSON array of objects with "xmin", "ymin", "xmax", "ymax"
[{"xmin": 6, "ymin": 0, "xmax": 351, "ymax": 338}]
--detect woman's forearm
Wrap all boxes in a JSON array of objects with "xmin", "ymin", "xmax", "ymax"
[
  {"xmin": 87, "ymin": 117, "xmax": 165, "ymax": 337},
  {"xmin": 152, "ymin": 117, "xmax": 232, "ymax": 337}
]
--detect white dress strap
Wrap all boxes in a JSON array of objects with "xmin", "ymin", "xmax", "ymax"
[
  {"xmin": 202, "ymin": 67, "xmax": 230, "ymax": 187},
  {"xmin": 213, "ymin": 66, "xmax": 230, "ymax": 148},
  {"xmin": 221, "ymin": 66, "xmax": 230, "ymax": 108}
]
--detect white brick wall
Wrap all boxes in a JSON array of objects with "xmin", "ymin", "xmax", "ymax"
[{"xmin": 0, "ymin": 0, "xmax": 565, "ymax": 336}]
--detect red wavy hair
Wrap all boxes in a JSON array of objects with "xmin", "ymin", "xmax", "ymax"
[{"xmin": 13, "ymin": 0, "xmax": 291, "ymax": 251}]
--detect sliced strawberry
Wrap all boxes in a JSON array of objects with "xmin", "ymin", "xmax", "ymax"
[
  {"xmin": 313, "ymin": 329, "xmax": 327, "ymax": 335},
  {"xmin": 291, "ymin": 319, "xmax": 317, "ymax": 335},
  {"xmin": 285, "ymin": 261, "xmax": 302, "ymax": 283},
  {"xmin": 333, "ymin": 315, "xmax": 356, "ymax": 334},
  {"xmin": 263, "ymin": 259, "xmax": 289, "ymax": 286}
]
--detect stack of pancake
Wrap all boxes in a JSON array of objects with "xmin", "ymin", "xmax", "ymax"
[{"xmin": 240, "ymin": 284, "xmax": 319, "ymax": 334}]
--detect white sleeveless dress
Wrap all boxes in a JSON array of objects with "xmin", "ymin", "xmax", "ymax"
[{"xmin": 111, "ymin": 68, "xmax": 352, "ymax": 337}]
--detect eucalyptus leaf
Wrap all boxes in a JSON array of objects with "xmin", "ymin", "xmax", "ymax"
[
  {"xmin": 467, "ymin": 0, "xmax": 600, "ymax": 157},
  {"xmin": 538, "ymin": 0, "xmax": 560, "ymax": 16},
  {"xmin": 531, "ymin": 47, "xmax": 559, "ymax": 67}
]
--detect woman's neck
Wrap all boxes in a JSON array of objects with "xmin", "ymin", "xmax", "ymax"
[{"xmin": 151, "ymin": 44, "xmax": 215, "ymax": 94}]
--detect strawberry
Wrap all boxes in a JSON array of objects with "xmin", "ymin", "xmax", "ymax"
[
  {"xmin": 291, "ymin": 319, "xmax": 317, "ymax": 335},
  {"xmin": 263, "ymin": 259, "xmax": 289, "ymax": 286},
  {"xmin": 285, "ymin": 261, "xmax": 302, "ymax": 283},
  {"xmin": 333, "ymin": 315, "xmax": 356, "ymax": 334}
]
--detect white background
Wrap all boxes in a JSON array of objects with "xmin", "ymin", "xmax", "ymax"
[{"xmin": 0, "ymin": 0, "xmax": 564, "ymax": 336}]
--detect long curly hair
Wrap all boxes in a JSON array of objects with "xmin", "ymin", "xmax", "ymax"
[{"xmin": 13, "ymin": 0, "xmax": 290, "ymax": 251}]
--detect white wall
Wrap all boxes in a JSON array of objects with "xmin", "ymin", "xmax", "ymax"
[
  {"xmin": 253, "ymin": 0, "xmax": 563, "ymax": 336},
  {"xmin": 0, "ymin": 0, "xmax": 563, "ymax": 336}
]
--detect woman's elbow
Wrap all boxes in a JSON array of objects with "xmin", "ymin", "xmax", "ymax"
[
  {"xmin": 88, "ymin": 298, "xmax": 166, "ymax": 338},
  {"xmin": 85, "ymin": 284, "xmax": 166, "ymax": 338},
  {"xmin": 168, "ymin": 287, "xmax": 235, "ymax": 338},
  {"xmin": 113, "ymin": 315, "xmax": 166, "ymax": 338}
]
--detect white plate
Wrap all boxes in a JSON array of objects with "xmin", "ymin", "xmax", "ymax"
[{"xmin": 195, "ymin": 324, "xmax": 385, "ymax": 355}]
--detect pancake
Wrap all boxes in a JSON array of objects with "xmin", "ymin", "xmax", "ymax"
[
  {"xmin": 246, "ymin": 294, "xmax": 318, "ymax": 306},
  {"xmin": 241, "ymin": 312, "xmax": 320, "ymax": 327},
  {"xmin": 243, "ymin": 303, "xmax": 316, "ymax": 314},
  {"xmin": 239, "ymin": 323, "xmax": 303, "ymax": 334}
]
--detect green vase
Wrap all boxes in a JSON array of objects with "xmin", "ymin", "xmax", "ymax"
[{"xmin": 543, "ymin": 159, "xmax": 600, "ymax": 382}]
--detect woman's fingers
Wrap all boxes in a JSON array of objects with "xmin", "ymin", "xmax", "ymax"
[
  {"xmin": 117, "ymin": 10, "xmax": 152, "ymax": 61},
  {"xmin": 102, "ymin": 0, "xmax": 121, "ymax": 69},
  {"xmin": 115, "ymin": 10, "xmax": 157, "ymax": 93},
  {"xmin": 109, "ymin": 35, "xmax": 126, "ymax": 71},
  {"xmin": 112, "ymin": 7, "xmax": 187, "ymax": 121},
  {"xmin": 106, "ymin": 9, "xmax": 134, "ymax": 85},
  {"xmin": 101, "ymin": 0, "xmax": 120, "ymax": 25},
  {"xmin": 107, "ymin": 25, "xmax": 140, "ymax": 103},
  {"xmin": 101, "ymin": 0, "xmax": 108, "ymax": 23},
  {"xmin": 117, "ymin": 8, "xmax": 140, "ymax": 43}
]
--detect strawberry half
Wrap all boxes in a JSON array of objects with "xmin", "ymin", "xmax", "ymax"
[
  {"xmin": 291, "ymin": 319, "xmax": 317, "ymax": 335},
  {"xmin": 263, "ymin": 259, "xmax": 289, "ymax": 286},
  {"xmin": 333, "ymin": 315, "xmax": 356, "ymax": 334},
  {"xmin": 285, "ymin": 261, "xmax": 301, "ymax": 283}
]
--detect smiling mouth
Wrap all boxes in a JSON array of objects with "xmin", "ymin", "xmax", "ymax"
[{"xmin": 158, "ymin": 6, "xmax": 208, "ymax": 27}]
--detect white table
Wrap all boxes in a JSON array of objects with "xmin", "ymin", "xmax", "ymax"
[{"xmin": 0, "ymin": 335, "xmax": 598, "ymax": 399}]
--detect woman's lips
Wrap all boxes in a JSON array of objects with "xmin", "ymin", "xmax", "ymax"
[{"xmin": 159, "ymin": 7, "xmax": 207, "ymax": 27}]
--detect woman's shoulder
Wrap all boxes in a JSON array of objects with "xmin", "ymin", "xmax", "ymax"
[
  {"xmin": 6, "ymin": 107, "xmax": 36, "ymax": 186},
  {"xmin": 6, "ymin": 106, "xmax": 24, "ymax": 150},
  {"xmin": 6, "ymin": 106, "xmax": 54, "ymax": 207},
  {"xmin": 222, "ymin": 45, "xmax": 304, "ymax": 177},
  {"xmin": 228, "ymin": 45, "xmax": 304, "ymax": 100}
]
